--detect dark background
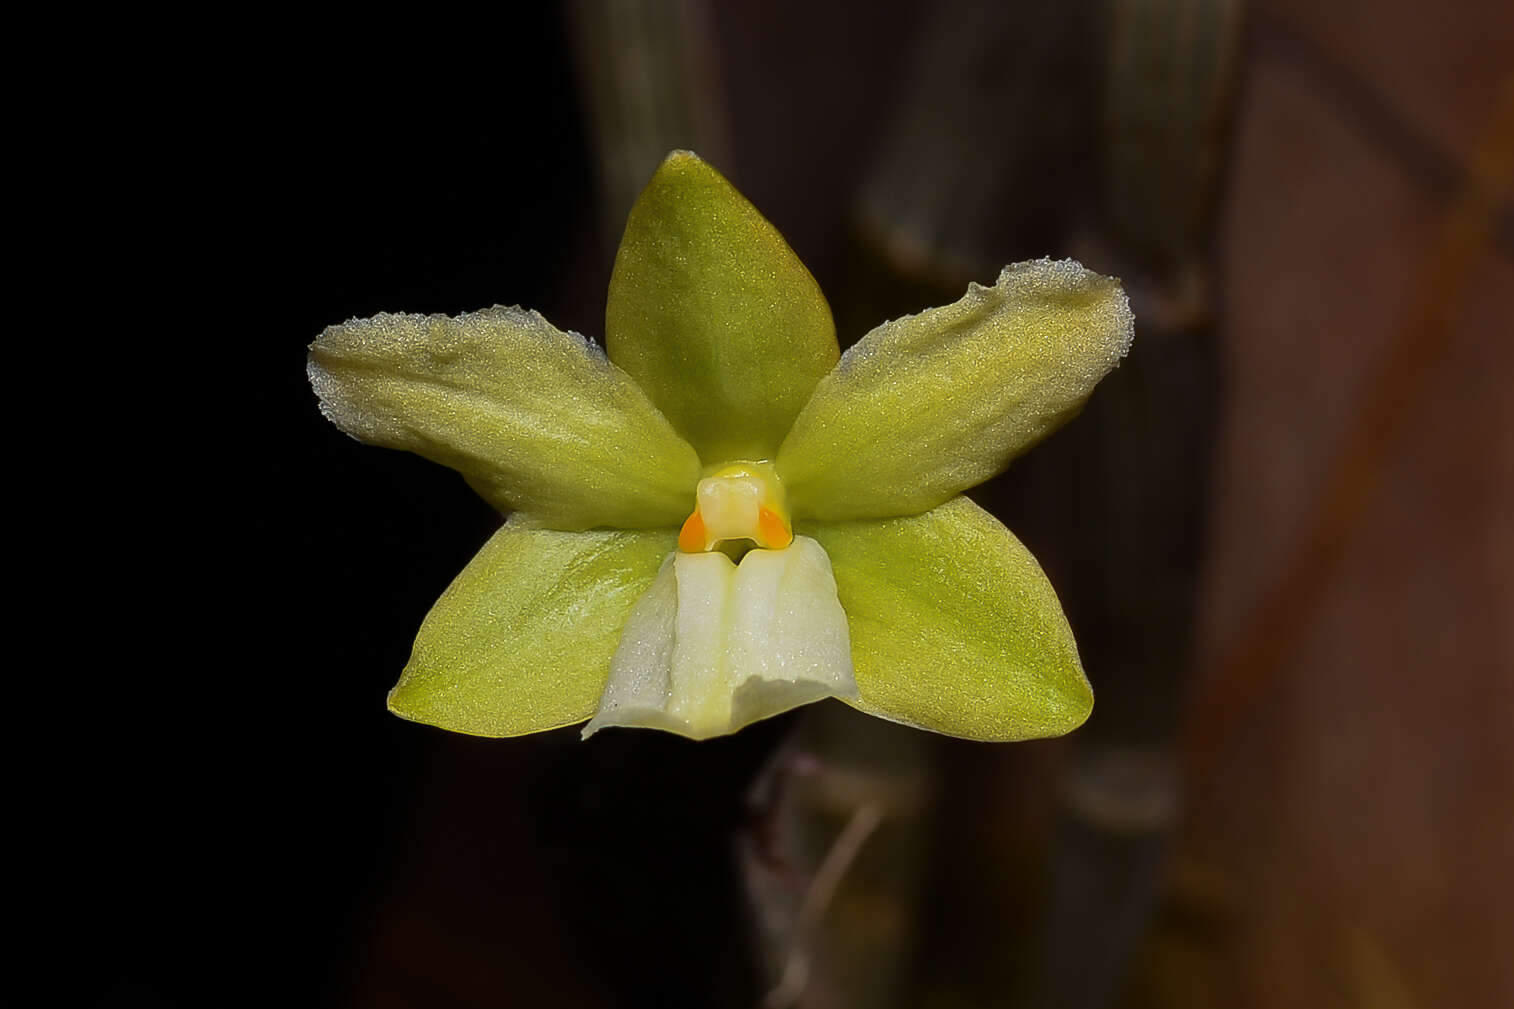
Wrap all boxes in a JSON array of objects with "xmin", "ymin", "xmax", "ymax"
[{"xmin": 124, "ymin": 3, "xmax": 1511, "ymax": 1007}]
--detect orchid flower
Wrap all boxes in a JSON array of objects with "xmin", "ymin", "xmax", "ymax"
[{"xmin": 309, "ymin": 151, "xmax": 1132, "ymax": 742}]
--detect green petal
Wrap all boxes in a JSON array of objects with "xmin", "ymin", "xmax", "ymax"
[
  {"xmin": 778, "ymin": 259, "xmax": 1133, "ymax": 520},
  {"xmin": 309, "ymin": 306, "xmax": 702, "ymax": 529},
  {"xmin": 387, "ymin": 519, "xmax": 676, "ymax": 737},
  {"xmin": 605, "ymin": 151, "xmax": 839, "ymax": 463},
  {"xmin": 806, "ymin": 496, "xmax": 1092, "ymax": 741}
]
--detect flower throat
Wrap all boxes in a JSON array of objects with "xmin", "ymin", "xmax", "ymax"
[{"xmin": 678, "ymin": 461, "xmax": 792, "ymax": 559}]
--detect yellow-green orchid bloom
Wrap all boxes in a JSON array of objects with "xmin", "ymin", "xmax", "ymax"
[{"xmin": 308, "ymin": 151, "xmax": 1132, "ymax": 743}]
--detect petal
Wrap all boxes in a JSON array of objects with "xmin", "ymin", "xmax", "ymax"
[
  {"xmin": 778, "ymin": 259, "xmax": 1133, "ymax": 520},
  {"xmin": 605, "ymin": 151, "xmax": 839, "ymax": 463},
  {"xmin": 805, "ymin": 496, "xmax": 1092, "ymax": 741},
  {"xmin": 309, "ymin": 306, "xmax": 702, "ymax": 529},
  {"xmin": 584, "ymin": 537, "xmax": 857, "ymax": 740},
  {"xmin": 387, "ymin": 520, "xmax": 676, "ymax": 736}
]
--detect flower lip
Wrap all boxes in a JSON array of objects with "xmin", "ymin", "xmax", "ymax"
[{"xmin": 678, "ymin": 461, "xmax": 793, "ymax": 553}]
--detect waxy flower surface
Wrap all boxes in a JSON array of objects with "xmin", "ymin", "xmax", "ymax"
[{"xmin": 309, "ymin": 151, "xmax": 1133, "ymax": 742}]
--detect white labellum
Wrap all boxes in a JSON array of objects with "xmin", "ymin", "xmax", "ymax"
[{"xmin": 583, "ymin": 535, "xmax": 857, "ymax": 739}]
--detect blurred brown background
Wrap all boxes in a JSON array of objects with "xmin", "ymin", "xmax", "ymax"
[{"xmin": 241, "ymin": 1, "xmax": 1513, "ymax": 1007}]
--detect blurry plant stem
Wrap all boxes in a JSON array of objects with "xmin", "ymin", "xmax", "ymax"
[
  {"xmin": 739, "ymin": 708, "xmax": 931, "ymax": 1009},
  {"xmin": 1181, "ymin": 72, "xmax": 1514, "ymax": 794},
  {"xmin": 567, "ymin": 0, "xmax": 730, "ymax": 251},
  {"xmin": 761, "ymin": 800, "xmax": 886, "ymax": 1009}
]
